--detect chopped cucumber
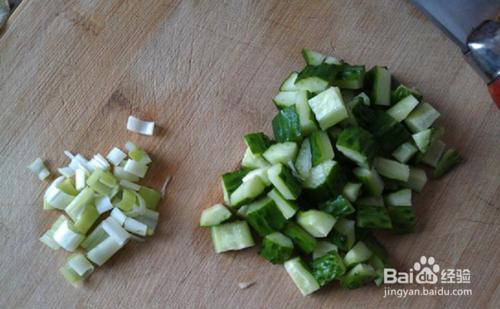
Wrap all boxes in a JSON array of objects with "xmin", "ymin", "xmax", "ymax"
[
  {"xmin": 242, "ymin": 167, "xmax": 271, "ymax": 186},
  {"xmin": 297, "ymin": 210, "xmax": 336, "ymax": 238},
  {"xmin": 342, "ymin": 182, "xmax": 362, "ymax": 202},
  {"xmin": 283, "ymin": 222, "xmax": 317, "ymax": 254},
  {"xmin": 328, "ymin": 218, "xmax": 355, "ymax": 252},
  {"xmin": 221, "ymin": 170, "xmax": 249, "ymax": 205},
  {"xmin": 336, "ymin": 127, "xmax": 377, "ymax": 168},
  {"xmin": 229, "ymin": 176, "xmax": 267, "ymax": 207},
  {"xmin": 352, "ymin": 104, "xmax": 411, "ymax": 153},
  {"xmin": 353, "ymin": 167, "xmax": 384, "ymax": 197},
  {"xmin": 433, "ymin": 149, "xmax": 461, "ymax": 178},
  {"xmin": 263, "ymin": 142, "xmax": 298, "ymax": 164},
  {"xmin": 272, "ymin": 105, "xmax": 303, "ymax": 143},
  {"xmin": 310, "ymin": 130, "xmax": 334, "ymax": 166},
  {"xmin": 302, "ymin": 48, "xmax": 326, "ymax": 65},
  {"xmin": 272, "ymin": 90, "xmax": 308, "ymax": 109},
  {"xmin": 303, "ymin": 160, "xmax": 344, "ymax": 202},
  {"xmin": 392, "ymin": 142, "xmax": 418, "ymax": 163},
  {"xmin": 386, "ymin": 95, "xmax": 419, "ymax": 122},
  {"xmin": 296, "ymin": 98, "xmax": 318, "ymax": 135},
  {"xmin": 324, "ymin": 56, "xmax": 341, "ymax": 65},
  {"xmin": 368, "ymin": 66, "xmax": 391, "ymax": 106},
  {"xmin": 318, "ymin": 195, "xmax": 355, "ymax": 217},
  {"xmin": 295, "ymin": 63, "xmax": 337, "ymax": 92},
  {"xmin": 284, "ymin": 257, "xmax": 321, "ymax": 296},
  {"xmin": 280, "ymin": 72, "xmax": 299, "ymax": 91},
  {"xmin": 403, "ymin": 167, "xmax": 427, "ymax": 192},
  {"xmin": 340, "ymin": 263, "xmax": 377, "ymax": 289},
  {"xmin": 387, "ymin": 205, "xmax": 416, "ymax": 234},
  {"xmin": 391, "ymin": 84, "xmax": 422, "ymax": 104},
  {"xmin": 211, "ymin": 221, "xmax": 255, "ymax": 253},
  {"xmin": 373, "ymin": 157, "xmax": 410, "ymax": 182},
  {"xmin": 344, "ymin": 241, "xmax": 373, "ymax": 267},
  {"xmin": 294, "ymin": 138, "xmax": 312, "ymax": 180},
  {"xmin": 267, "ymin": 163, "xmax": 302, "ymax": 200},
  {"xmin": 244, "ymin": 132, "xmax": 272, "ymax": 155},
  {"xmin": 356, "ymin": 196, "xmax": 385, "ymax": 207},
  {"xmin": 200, "ymin": 204, "xmax": 232, "ymax": 227},
  {"xmin": 241, "ymin": 148, "xmax": 270, "ymax": 170},
  {"xmin": 412, "ymin": 128, "xmax": 432, "ymax": 153},
  {"xmin": 313, "ymin": 240, "xmax": 338, "ymax": 259},
  {"xmin": 311, "ymin": 251, "xmax": 347, "ymax": 286},
  {"xmin": 421, "ymin": 139, "xmax": 446, "ymax": 167},
  {"xmin": 267, "ymin": 188, "xmax": 298, "ymax": 219},
  {"xmin": 385, "ymin": 189, "xmax": 412, "ymax": 207},
  {"xmin": 356, "ymin": 204, "xmax": 392, "ymax": 229},
  {"xmin": 245, "ymin": 197, "xmax": 287, "ymax": 236},
  {"xmin": 308, "ymin": 87, "xmax": 348, "ymax": 130},
  {"xmin": 404, "ymin": 102, "xmax": 440, "ymax": 132},
  {"xmin": 332, "ymin": 65, "xmax": 365, "ymax": 90},
  {"xmin": 259, "ymin": 232, "xmax": 293, "ymax": 264}
]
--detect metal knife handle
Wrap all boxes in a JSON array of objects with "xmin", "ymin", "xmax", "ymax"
[{"xmin": 466, "ymin": 20, "xmax": 500, "ymax": 107}]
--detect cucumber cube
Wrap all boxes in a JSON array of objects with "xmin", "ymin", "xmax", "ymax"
[
  {"xmin": 308, "ymin": 87, "xmax": 348, "ymax": 130},
  {"xmin": 245, "ymin": 197, "xmax": 287, "ymax": 236}
]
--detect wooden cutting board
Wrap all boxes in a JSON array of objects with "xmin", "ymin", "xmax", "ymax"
[{"xmin": 0, "ymin": 0, "xmax": 498, "ymax": 308}]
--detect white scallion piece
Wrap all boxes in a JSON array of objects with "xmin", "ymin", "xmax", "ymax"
[
  {"xmin": 28, "ymin": 158, "xmax": 51, "ymax": 180},
  {"xmin": 57, "ymin": 166, "xmax": 75, "ymax": 177},
  {"xmin": 123, "ymin": 159, "xmax": 148, "ymax": 178},
  {"xmin": 39, "ymin": 230, "xmax": 60, "ymax": 250},
  {"xmin": 102, "ymin": 217, "xmax": 131, "ymax": 246},
  {"xmin": 86, "ymin": 236, "xmax": 123, "ymax": 266},
  {"xmin": 110, "ymin": 208, "xmax": 127, "ymax": 225},
  {"xmin": 127, "ymin": 116, "xmax": 155, "ymax": 136},
  {"xmin": 53, "ymin": 220, "xmax": 84, "ymax": 252},
  {"xmin": 95, "ymin": 195, "xmax": 113, "ymax": 214},
  {"xmin": 113, "ymin": 166, "xmax": 140, "ymax": 182},
  {"xmin": 67, "ymin": 253, "xmax": 94, "ymax": 277},
  {"xmin": 65, "ymin": 187, "xmax": 94, "ymax": 221},
  {"xmin": 106, "ymin": 147, "xmax": 127, "ymax": 166},
  {"xmin": 124, "ymin": 217, "xmax": 148, "ymax": 236},
  {"xmin": 125, "ymin": 192, "xmax": 147, "ymax": 217},
  {"xmin": 75, "ymin": 168, "xmax": 86, "ymax": 191},
  {"xmin": 44, "ymin": 176, "xmax": 75, "ymax": 210},
  {"xmin": 119, "ymin": 179, "xmax": 141, "ymax": 191}
]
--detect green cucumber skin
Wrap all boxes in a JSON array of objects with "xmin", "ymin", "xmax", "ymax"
[
  {"xmin": 304, "ymin": 161, "xmax": 345, "ymax": 202},
  {"xmin": 332, "ymin": 65, "xmax": 365, "ymax": 90},
  {"xmin": 259, "ymin": 235, "xmax": 294, "ymax": 264},
  {"xmin": 356, "ymin": 205, "xmax": 393, "ymax": 229},
  {"xmin": 246, "ymin": 197, "xmax": 287, "ymax": 236},
  {"xmin": 358, "ymin": 233, "xmax": 389, "ymax": 263},
  {"xmin": 310, "ymin": 130, "xmax": 334, "ymax": 166},
  {"xmin": 328, "ymin": 219, "xmax": 355, "ymax": 252},
  {"xmin": 296, "ymin": 63, "xmax": 339, "ymax": 84},
  {"xmin": 387, "ymin": 206, "xmax": 416, "ymax": 234},
  {"xmin": 244, "ymin": 133, "xmax": 272, "ymax": 155},
  {"xmin": 311, "ymin": 251, "xmax": 347, "ymax": 286},
  {"xmin": 222, "ymin": 171, "xmax": 249, "ymax": 194},
  {"xmin": 340, "ymin": 263, "xmax": 377, "ymax": 289},
  {"xmin": 368, "ymin": 66, "xmax": 391, "ymax": 106},
  {"xmin": 283, "ymin": 222, "xmax": 317, "ymax": 254},
  {"xmin": 433, "ymin": 149, "xmax": 461, "ymax": 178},
  {"xmin": 272, "ymin": 106, "xmax": 303, "ymax": 143},
  {"xmin": 351, "ymin": 104, "xmax": 411, "ymax": 154},
  {"xmin": 391, "ymin": 84, "xmax": 422, "ymax": 104},
  {"xmin": 270, "ymin": 163, "xmax": 303, "ymax": 200},
  {"xmin": 318, "ymin": 195, "xmax": 355, "ymax": 217},
  {"xmin": 336, "ymin": 127, "xmax": 377, "ymax": 167}
]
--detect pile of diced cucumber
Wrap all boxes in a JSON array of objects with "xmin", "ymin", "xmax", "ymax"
[{"xmin": 200, "ymin": 49, "xmax": 461, "ymax": 296}]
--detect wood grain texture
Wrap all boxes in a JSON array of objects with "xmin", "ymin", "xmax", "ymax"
[{"xmin": 0, "ymin": 0, "xmax": 498, "ymax": 308}]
